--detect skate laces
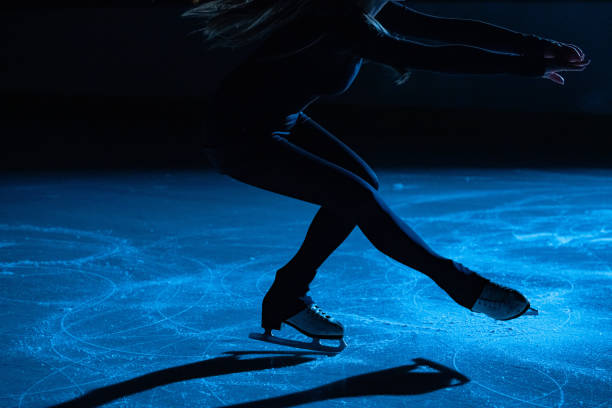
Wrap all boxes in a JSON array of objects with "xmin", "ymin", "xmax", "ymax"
[
  {"xmin": 481, "ymin": 282, "xmax": 515, "ymax": 302},
  {"xmin": 299, "ymin": 296, "xmax": 333, "ymax": 320}
]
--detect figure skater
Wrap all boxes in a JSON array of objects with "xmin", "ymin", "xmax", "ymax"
[{"xmin": 183, "ymin": 0, "xmax": 589, "ymax": 352}]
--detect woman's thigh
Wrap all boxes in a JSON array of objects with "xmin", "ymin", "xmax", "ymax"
[
  {"xmin": 214, "ymin": 132, "xmax": 376, "ymax": 212},
  {"xmin": 287, "ymin": 112, "xmax": 379, "ymax": 190}
]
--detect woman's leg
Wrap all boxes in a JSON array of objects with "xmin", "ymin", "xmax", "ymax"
[
  {"xmin": 274, "ymin": 113, "xmax": 380, "ymax": 296},
  {"xmin": 216, "ymin": 128, "xmax": 488, "ymax": 317}
]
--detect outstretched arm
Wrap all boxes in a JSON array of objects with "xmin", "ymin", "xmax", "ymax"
[
  {"xmin": 375, "ymin": 1, "xmax": 531, "ymax": 53},
  {"xmin": 333, "ymin": 9, "xmax": 589, "ymax": 82},
  {"xmin": 362, "ymin": 37, "xmax": 546, "ymax": 77},
  {"xmin": 338, "ymin": 11, "xmax": 543, "ymax": 77},
  {"xmin": 375, "ymin": 0, "xmax": 585, "ymax": 61}
]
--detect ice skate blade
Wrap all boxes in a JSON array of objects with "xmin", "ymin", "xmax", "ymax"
[
  {"xmin": 249, "ymin": 332, "xmax": 346, "ymax": 356},
  {"xmin": 501, "ymin": 306, "xmax": 538, "ymax": 320}
]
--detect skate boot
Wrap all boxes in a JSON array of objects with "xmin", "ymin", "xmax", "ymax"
[
  {"xmin": 284, "ymin": 296, "xmax": 344, "ymax": 340},
  {"xmin": 471, "ymin": 280, "xmax": 538, "ymax": 320},
  {"xmin": 251, "ymin": 293, "xmax": 346, "ymax": 354}
]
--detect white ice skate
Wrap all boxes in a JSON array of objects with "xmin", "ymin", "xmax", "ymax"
[
  {"xmin": 471, "ymin": 280, "xmax": 538, "ymax": 320},
  {"xmin": 249, "ymin": 297, "xmax": 346, "ymax": 355}
]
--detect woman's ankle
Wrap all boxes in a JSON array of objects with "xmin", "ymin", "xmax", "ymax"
[
  {"xmin": 261, "ymin": 289, "xmax": 311, "ymax": 330},
  {"xmin": 269, "ymin": 265, "xmax": 316, "ymax": 297},
  {"xmin": 443, "ymin": 260, "xmax": 490, "ymax": 309}
]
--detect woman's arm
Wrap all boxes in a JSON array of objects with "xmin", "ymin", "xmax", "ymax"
[
  {"xmin": 375, "ymin": 1, "xmax": 564, "ymax": 56},
  {"xmin": 333, "ymin": 9, "xmax": 588, "ymax": 82},
  {"xmin": 340, "ymin": 12, "xmax": 548, "ymax": 77},
  {"xmin": 366, "ymin": 38, "xmax": 546, "ymax": 77}
]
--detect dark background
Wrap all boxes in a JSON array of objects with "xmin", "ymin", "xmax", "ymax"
[{"xmin": 1, "ymin": 1, "xmax": 611, "ymax": 169}]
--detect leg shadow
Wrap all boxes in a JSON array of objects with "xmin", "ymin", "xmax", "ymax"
[
  {"xmin": 50, "ymin": 351, "xmax": 318, "ymax": 408},
  {"xmin": 225, "ymin": 357, "xmax": 470, "ymax": 407}
]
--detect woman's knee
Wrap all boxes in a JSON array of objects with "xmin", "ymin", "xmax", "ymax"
[
  {"xmin": 297, "ymin": 111, "xmax": 380, "ymax": 191},
  {"xmin": 365, "ymin": 168, "xmax": 380, "ymax": 191},
  {"xmin": 334, "ymin": 177, "xmax": 380, "ymax": 214}
]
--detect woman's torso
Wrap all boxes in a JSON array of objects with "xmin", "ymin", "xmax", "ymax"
[{"xmin": 203, "ymin": 5, "xmax": 364, "ymax": 147}]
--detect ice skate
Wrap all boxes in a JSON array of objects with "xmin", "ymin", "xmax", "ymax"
[
  {"xmin": 471, "ymin": 280, "xmax": 538, "ymax": 320},
  {"xmin": 249, "ymin": 295, "xmax": 346, "ymax": 355}
]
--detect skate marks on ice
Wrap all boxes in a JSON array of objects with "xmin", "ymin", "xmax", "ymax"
[
  {"xmin": 331, "ymin": 248, "xmax": 546, "ymax": 343},
  {"xmin": 380, "ymin": 169, "xmax": 611, "ymax": 331},
  {"xmin": 452, "ymin": 347, "xmax": 567, "ymax": 408},
  {"xmin": 0, "ymin": 224, "xmax": 128, "ymax": 268},
  {"xmin": 0, "ymin": 223, "xmax": 256, "ymax": 407},
  {"xmin": 1, "ymin": 218, "xmax": 337, "ymax": 407},
  {"xmin": 306, "ymin": 169, "xmax": 611, "ymax": 406},
  {"xmin": 0, "ymin": 224, "xmax": 123, "ymax": 408},
  {"xmin": 1, "ymin": 169, "xmax": 611, "ymax": 407},
  {"xmin": 379, "ymin": 169, "xmax": 612, "ymax": 407},
  {"xmin": 383, "ymin": 169, "xmax": 612, "ymax": 277}
]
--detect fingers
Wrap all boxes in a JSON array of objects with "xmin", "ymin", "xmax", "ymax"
[
  {"xmin": 550, "ymin": 65, "xmax": 587, "ymax": 73},
  {"xmin": 547, "ymin": 58, "xmax": 590, "ymax": 72},
  {"xmin": 567, "ymin": 58, "xmax": 591, "ymax": 70},
  {"xmin": 568, "ymin": 43, "xmax": 586, "ymax": 60},
  {"xmin": 567, "ymin": 49, "xmax": 582, "ymax": 63},
  {"xmin": 564, "ymin": 44, "xmax": 584, "ymax": 63},
  {"xmin": 543, "ymin": 72, "xmax": 565, "ymax": 85},
  {"xmin": 549, "ymin": 42, "xmax": 587, "ymax": 65},
  {"xmin": 543, "ymin": 57, "xmax": 589, "ymax": 85},
  {"xmin": 530, "ymin": 37, "xmax": 588, "ymax": 67}
]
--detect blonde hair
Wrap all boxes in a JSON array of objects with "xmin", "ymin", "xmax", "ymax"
[
  {"xmin": 182, "ymin": 0, "xmax": 314, "ymax": 49},
  {"xmin": 183, "ymin": 0, "xmax": 411, "ymax": 84}
]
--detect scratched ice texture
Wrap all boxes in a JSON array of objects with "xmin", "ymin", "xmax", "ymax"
[{"xmin": 0, "ymin": 169, "xmax": 610, "ymax": 407}]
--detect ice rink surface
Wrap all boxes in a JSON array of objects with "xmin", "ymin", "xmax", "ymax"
[{"xmin": 0, "ymin": 168, "xmax": 610, "ymax": 408}]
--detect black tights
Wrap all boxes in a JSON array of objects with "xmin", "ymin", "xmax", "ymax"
[{"xmin": 205, "ymin": 112, "xmax": 487, "ymax": 310}]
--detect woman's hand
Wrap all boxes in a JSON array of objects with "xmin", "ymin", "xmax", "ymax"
[
  {"xmin": 523, "ymin": 36, "xmax": 590, "ymax": 85},
  {"xmin": 542, "ymin": 53, "xmax": 590, "ymax": 85},
  {"xmin": 542, "ymin": 42, "xmax": 585, "ymax": 62}
]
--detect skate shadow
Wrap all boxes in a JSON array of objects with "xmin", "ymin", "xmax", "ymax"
[
  {"xmin": 224, "ymin": 357, "xmax": 470, "ymax": 407},
  {"xmin": 49, "ymin": 350, "xmax": 318, "ymax": 408}
]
